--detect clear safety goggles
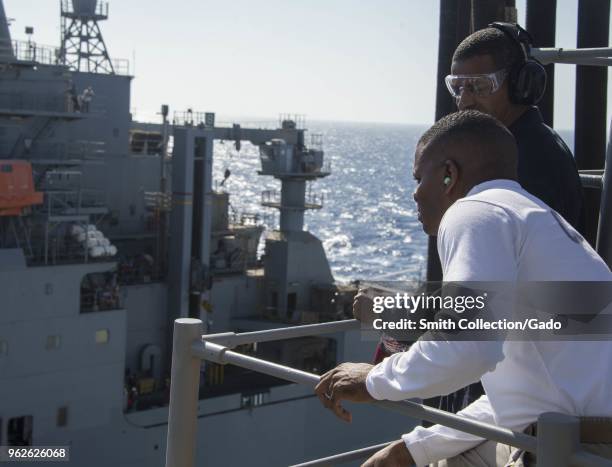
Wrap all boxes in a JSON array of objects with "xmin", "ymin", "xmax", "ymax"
[{"xmin": 444, "ymin": 69, "xmax": 507, "ymax": 98}]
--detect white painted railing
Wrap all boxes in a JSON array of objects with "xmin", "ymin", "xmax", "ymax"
[{"xmin": 165, "ymin": 318, "xmax": 610, "ymax": 467}]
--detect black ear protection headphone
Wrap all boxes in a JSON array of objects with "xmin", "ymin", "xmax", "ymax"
[{"xmin": 488, "ymin": 22, "xmax": 547, "ymax": 105}]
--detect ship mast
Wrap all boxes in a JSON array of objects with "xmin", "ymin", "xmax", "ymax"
[{"xmin": 58, "ymin": 0, "xmax": 115, "ymax": 74}]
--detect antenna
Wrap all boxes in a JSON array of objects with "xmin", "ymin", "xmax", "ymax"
[{"xmin": 58, "ymin": 0, "xmax": 114, "ymax": 74}]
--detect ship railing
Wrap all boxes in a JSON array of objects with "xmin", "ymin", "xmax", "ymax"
[
  {"xmin": 300, "ymin": 148, "xmax": 331, "ymax": 175},
  {"xmin": 9, "ymin": 39, "xmax": 130, "ymax": 76},
  {"xmin": 165, "ymin": 318, "xmax": 611, "ymax": 467},
  {"xmin": 44, "ymin": 189, "xmax": 106, "ymax": 212},
  {"xmin": 11, "ymin": 40, "xmax": 59, "ymax": 66},
  {"xmin": 111, "ymin": 58, "xmax": 130, "ymax": 76},
  {"xmin": 261, "ymin": 189, "xmax": 324, "ymax": 209},
  {"xmin": 173, "ymin": 110, "xmax": 215, "ymax": 127},
  {"xmin": 322, "ymin": 156, "xmax": 332, "ymax": 174},
  {"xmin": 279, "ymin": 113, "xmax": 306, "ymax": 129},
  {"xmin": 309, "ymin": 133, "xmax": 324, "ymax": 151},
  {"xmin": 302, "ymin": 151, "xmax": 332, "ymax": 175},
  {"xmin": 61, "ymin": 0, "xmax": 109, "ymax": 19},
  {"xmin": 261, "ymin": 189, "xmax": 280, "ymax": 205},
  {"xmin": 60, "ymin": 57, "xmax": 130, "ymax": 76},
  {"xmin": 305, "ymin": 190, "xmax": 324, "ymax": 209},
  {"xmin": 229, "ymin": 211, "xmax": 263, "ymax": 226}
]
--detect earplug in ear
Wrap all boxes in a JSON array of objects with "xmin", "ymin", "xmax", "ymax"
[{"xmin": 443, "ymin": 176, "xmax": 451, "ymax": 186}]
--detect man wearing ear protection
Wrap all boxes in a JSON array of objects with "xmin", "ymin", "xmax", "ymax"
[
  {"xmin": 446, "ymin": 23, "xmax": 583, "ymax": 231},
  {"xmin": 364, "ymin": 24, "xmax": 585, "ymax": 414},
  {"xmin": 316, "ymin": 111, "xmax": 612, "ymax": 467},
  {"xmin": 432, "ymin": 21, "xmax": 586, "ymax": 415}
]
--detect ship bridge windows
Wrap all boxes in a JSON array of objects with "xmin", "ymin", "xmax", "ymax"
[
  {"xmin": 129, "ymin": 130, "xmax": 163, "ymax": 155},
  {"xmin": 7, "ymin": 416, "xmax": 33, "ymax": 446}
]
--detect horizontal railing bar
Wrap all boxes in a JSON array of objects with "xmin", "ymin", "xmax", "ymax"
[
  {"xmin": 193, "ymin": 340, "xmax": 319, "ymax": 386},
  {"xmin": 534, "ymin": 46, "xmax": 612, "ymax": 57},
  {"xmin": 532, "ymin": 47, "xmax": 612, "ymax": 65},
  {"xmin": 192, "ymin": 341, "xmax": 538, "ymax": 453},
  {"xmin": 552, "ymin": 57, "xmax": 612, "ymax": 66},
  {"xmin": 201, "ymin": 319, "xmax": 360, "ymax": 348},
  {"xmin": 289, "ymin": 441, "xmax": 392, "ymax": 467}
]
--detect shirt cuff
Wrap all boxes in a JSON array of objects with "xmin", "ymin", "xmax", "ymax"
[
  {"xmin": 365, "ymin": 366, "xmax": 384, "ymax": 400},
  {"xmin": 402, "ymin": 428, "xmax": 433, "ymax": 467}
]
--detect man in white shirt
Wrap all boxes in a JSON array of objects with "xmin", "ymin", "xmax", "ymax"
[{"xmin": 314, "ymin": 110, "xmax": 612, "ymax": 466}]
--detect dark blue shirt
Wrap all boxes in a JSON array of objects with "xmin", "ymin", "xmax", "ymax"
[{"xmin": 509, "ymin": 106, "xmax": 583, "ymax": 231}]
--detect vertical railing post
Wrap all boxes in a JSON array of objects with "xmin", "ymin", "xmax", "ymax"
[
  {"xmin": 166, "ymin": 318, "xmax": 203, "ymax": 467},
  {"xmin": 537, "ymin": 412, "xmax": 580, "ymax": 467}
]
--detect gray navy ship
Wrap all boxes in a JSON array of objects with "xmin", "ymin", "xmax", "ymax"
[{"xmin": 0, "ymin": 1, "xmax": 414, "ymax": 466}]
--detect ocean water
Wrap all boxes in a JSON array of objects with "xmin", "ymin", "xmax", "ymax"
[{"xmin": 212, "ymin": 121, "xmax": 429, "ymax": 283}]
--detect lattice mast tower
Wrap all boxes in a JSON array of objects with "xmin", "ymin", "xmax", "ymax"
[{"xmin": 59, "ymin": 0, "xmax": 114, "ymax": 74}]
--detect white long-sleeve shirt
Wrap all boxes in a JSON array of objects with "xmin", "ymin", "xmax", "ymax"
[{"xmin": 365, "ymin": 179, "xmax": 612, "ymax": 466}]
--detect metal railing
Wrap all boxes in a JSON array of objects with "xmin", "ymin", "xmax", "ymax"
[
  {"xmin": 61, "ymin": 0, "xmax": 109, "ymax": 18},
  {"xmin": 44, "ymin": 189, "xmax": 106, "ymax": 215},
  {"xmin": 111, "ymin": 58, "xmax": 130, "ymax": 76},
  {"xmin": 12, "ymin": 40, "xmax": 59, "ymax": 65},
  {"xmin": 165, "ymin": 318, "xmax": 611, "ymax": 467},
  {"xmin": 279, "ymin": 114, "xmax": 307, "ymax": 130},
  {"xmin": 261, "ymin": 189, "xmax": 324, "ymax": 210},
  {"xmin": 173, "ymin": 110, "xmax": 215, "ymax": 127},
  {"xmin": 532, "ymin": 46, "xmax": 612, "ymax": 66}
]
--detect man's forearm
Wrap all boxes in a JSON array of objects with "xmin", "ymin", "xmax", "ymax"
[{"xmin": 365, "ymin": 339, "xmax": 500, "ymax": 401}]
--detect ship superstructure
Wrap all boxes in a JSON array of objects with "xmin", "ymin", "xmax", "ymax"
[{"xmin": 0, "ymin": 1, "xmax": 414, "ymax": 465}]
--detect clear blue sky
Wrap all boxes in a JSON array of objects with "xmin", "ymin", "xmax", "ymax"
[{"xmin": 4, "ymin": 0, "xmax": 611, "ymax": 129}]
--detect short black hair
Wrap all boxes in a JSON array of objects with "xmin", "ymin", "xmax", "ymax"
[
  {"xmin": 453, "ymin": 27, "xmax": 522, "ymax": 70},
  {"xmin": 418, "ymin": 110, "xmax": 517, "ymax": 179}
]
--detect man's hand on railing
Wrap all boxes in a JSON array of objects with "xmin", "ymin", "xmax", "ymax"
[
  {"xmin": 314, "ymin": 363, "xmax": 375, "ymax": 422},
  {"xmin": 360, "ymin": 440, "xmax": 414, "ymax": 467}
]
